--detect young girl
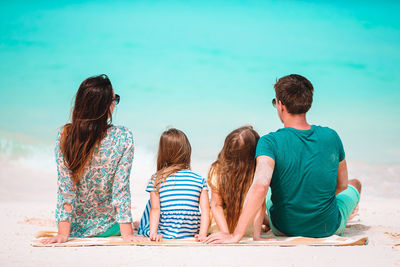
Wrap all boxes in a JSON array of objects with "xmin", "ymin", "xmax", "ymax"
[
  {"xmin": 208, "ymin": 126, "xmax": 265, "ymax": 240},
  {"xmin": 137, "ymin": 128, "xmax": 210, "ymax": 241},
  {"xmin": 41, "ymin": 75, "xmax": 145, "ymax": 244}
]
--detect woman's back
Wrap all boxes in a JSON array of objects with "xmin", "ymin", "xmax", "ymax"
[{"xmin": 55, "ymin": 125, "xmax": 134, "ymax": 237}]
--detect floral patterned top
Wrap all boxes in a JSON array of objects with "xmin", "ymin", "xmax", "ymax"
[{"xmin": 55, "ymin": 125, "xmax": 134, "ymax": 237}]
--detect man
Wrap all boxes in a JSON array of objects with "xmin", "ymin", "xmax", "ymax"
[{"xmin": 205, "ymin": 74, "xmax": 361, "ymax": 243}]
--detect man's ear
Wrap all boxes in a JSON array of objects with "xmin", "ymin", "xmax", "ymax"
[{"xmin": 279, "ymin": 101, "xmax": 285, "ymax": 113}]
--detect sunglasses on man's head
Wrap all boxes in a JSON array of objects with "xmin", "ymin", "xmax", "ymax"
[{"xmin": 113, "ymin": 94, "xmax": 120, "ymax": 105}]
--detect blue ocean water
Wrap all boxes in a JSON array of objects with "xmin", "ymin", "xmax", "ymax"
[{"xmin": 0, "ymin": 0, "xmax": 399, "ymax": 167}]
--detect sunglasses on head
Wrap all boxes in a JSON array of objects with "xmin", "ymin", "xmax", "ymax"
[{"xmin": 113, "ymin": 94, "xmax": 120, "ymax": 105}]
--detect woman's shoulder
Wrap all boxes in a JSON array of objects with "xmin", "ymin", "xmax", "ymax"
[
  {"xmin": 56, "ymin": 125, "xmax": 69, "ymax": 141},
  {"xmin": 106, "ymin": 125, "xmax": 134, "ymax": 140},
  {"xmin": 108, "ymin": 125, "xmax": 132, "ymax": 134},
  {"xmin": 99, "ymin": 126, "xmax": 134, "ymax": 151}
]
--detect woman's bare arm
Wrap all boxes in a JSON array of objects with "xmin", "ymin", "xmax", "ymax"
[{"xmin": 41, "ymin": 204, "xmax": 71, "ymax": 244}]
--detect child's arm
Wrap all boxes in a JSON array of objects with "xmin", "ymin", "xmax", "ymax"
[
  {"xmin": 252, "ymin": 199, "xmax": 266, "ymax": 240},
  {"xmin": 210, "ymin": 189, "xmax": 230, "ymax": 233},
  {"xmin": 195, "ymin": 190, "xmax": 210, "ymax": 242},
  {"xmin": 149, "ymin": 191, "xmax": 163, "ymax": 241}
]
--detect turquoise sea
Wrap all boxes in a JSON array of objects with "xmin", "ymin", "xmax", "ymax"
[{"xmin": 1, "ymin": 1, "xmax": 399, "ymax": 197}]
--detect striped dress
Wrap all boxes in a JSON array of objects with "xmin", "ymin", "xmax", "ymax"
[{"xmin": 137, "ymin": 170, "xmax": 208, "ymax": 239}]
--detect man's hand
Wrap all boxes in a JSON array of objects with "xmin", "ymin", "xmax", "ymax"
[
  {"xmin": 122, "ymin": 234, "xmax": 149, "ymax": 242},
  {"xmin": 40, "ymin": 234, "xmax": 68, "ymax": 244},
  {"xmin": 203, "ymin": 232, "xmax": 240, "ymax": 244}
]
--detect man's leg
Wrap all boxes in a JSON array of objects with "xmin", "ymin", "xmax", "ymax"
[
  {"xmin": 335, "ymin": 179, "xmax": 362, "ymax": 235},
  {"xmin": 349, "ymin": 179, "xmax": 362, "ymax": 193},
  {"xmin": 348, "ymin": 179, "xmax": 362, "ymax": 220}
]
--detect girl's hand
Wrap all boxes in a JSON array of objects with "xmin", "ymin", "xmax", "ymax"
[
  {"xmin": 203, "ymin": 232, "xmax": 240, "ymax": 244},
  {"xmin": 195, "ymin": 234, "xmax": 207, "ymax": 242},
  {"xmin": 253, "ymin": 235, "xmax": 261, "ymax": 241},
  {"xmin": 40, "ymin": 234, "xmax": 68, "ymax": 244},
  {"xmin": 150, "ymin": 232, "xmax": 163, "ymax": 242},
  {"xmin": 122, "ymin": 234, "xmax": 149, "ymax": 242}
]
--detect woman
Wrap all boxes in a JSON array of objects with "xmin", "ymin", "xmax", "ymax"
[
  {"xmin": 42, "ymin": 75, "xmax": 145, "ymax": 244},
  {"xmin": 208, "ymin": 126, "xmax": 267, "ymax": 240}
]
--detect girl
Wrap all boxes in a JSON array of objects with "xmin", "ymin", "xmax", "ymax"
[
  {"xmin": 208, "ymin": 126, "xmax": 265, "ymax": 240},
  {"xmin": 42, "ymin": 75, "xmax": 145, "ymax": 244},
  {"xmin": 137, "ymin": 128, "xmax": 210, "ymax": 241}
]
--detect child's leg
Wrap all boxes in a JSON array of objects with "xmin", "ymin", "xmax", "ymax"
[
  {"xmin": 137, "ymin": 199, "xmax": 152, "ymax": 237},
  {"xmin": 334, "ymin": 180, "xmax": 361, "ymax": 235}
]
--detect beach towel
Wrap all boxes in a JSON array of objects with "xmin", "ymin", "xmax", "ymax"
[{"xmin": 32, "ymin": 231, "xmax": 368, "ymax": 247}]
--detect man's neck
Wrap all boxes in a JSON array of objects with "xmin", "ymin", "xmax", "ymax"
[{"xmin": 283, "ymin": 113, "xmax": 311, "ymax": 130}]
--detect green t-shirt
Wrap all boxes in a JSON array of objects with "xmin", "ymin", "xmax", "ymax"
[{"xmin": 256, "ymin": 125, "xmax": 345, "ymax": 238}]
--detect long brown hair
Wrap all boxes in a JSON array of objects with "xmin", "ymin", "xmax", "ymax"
[
  {"xmin": 153, "ymin": 128, "xmax": 192, "ymax": 191},
  {"xmin": 208, "ymin": 126, "xmax": 260, "ymax": 233},
  {"xmin": 61, "ymin": 74, "xmax": 114, "ymax": 185}
]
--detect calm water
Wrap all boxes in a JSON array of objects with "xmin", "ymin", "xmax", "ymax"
[{"xmin": 1, "ymin": 1, "xmax": 400, "ymax": 168}]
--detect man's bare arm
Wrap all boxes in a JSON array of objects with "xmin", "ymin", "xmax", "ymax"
[
  {"xmin": 252, "ymin": 199, "xmax": 266, "ymax": 240},
  {"xmin": 336, "ymin": 159, "xmax": 348, "ymax": 195},
  {"xmin": 204, "ymin": 155, "xmax": 275, "ymax": 244}
]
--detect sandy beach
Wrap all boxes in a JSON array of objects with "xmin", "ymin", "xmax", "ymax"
[
  {"xmin": 1, "ymin": 159, "xmax": 400, "ymax": 267},
  {"xmin": 1, "ymin": 1, "xmax": 400, "ymax": 266}
]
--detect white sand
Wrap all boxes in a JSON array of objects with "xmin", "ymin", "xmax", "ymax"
[{"xmin": 1, "ymin": 160, "xmax": 400, "ymax": 267}]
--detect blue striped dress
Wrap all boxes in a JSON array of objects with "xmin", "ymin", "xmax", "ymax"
[{"xmin": 137, "ymin": 170, "xmax": 208, "ymax": 239}]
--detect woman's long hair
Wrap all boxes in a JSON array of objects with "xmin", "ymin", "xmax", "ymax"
[
  {"xmin": 208, "ymin": 126, "xmax": 260, "ymax": 233},
  {"xmin": 61, "ymin": 74, "xmax": 114, "ymax": 185},
  {"xmin": 153, "ymin": 128, "xmax": 192, "ymax": 191}
]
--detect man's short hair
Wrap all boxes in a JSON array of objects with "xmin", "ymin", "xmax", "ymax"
[{"xmin": 274, "ymin": 74, "xmax": 314, "ymax": 114}]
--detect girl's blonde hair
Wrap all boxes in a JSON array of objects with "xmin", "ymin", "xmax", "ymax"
[
  {"xmin": 208, "ymin": 126, "xmax": 260, "ymax": 233},
  {"xmin": 153, "ymin": 128, "xmax": 192, "ymax": 190}
]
